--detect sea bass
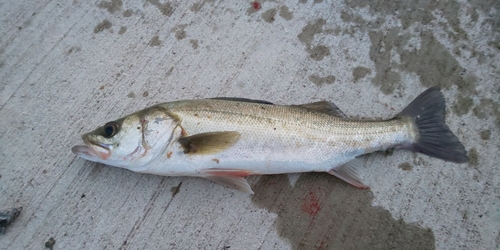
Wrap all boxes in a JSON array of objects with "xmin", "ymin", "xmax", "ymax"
[{"xmin": 72, "ymin": 87, "xmax": 468, "ymax": 193}]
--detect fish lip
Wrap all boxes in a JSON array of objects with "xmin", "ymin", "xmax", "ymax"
[{"xmin": 72, "ymin": 136, "xmax": 111, "ymax": 160}]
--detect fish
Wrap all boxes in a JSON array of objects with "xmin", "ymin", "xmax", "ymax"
[{"xmin": 72, "ymin": 87, "xmax": 468, "ymax": 194}]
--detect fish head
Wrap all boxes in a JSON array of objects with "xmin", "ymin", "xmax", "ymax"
[{"xmin": 72, "ymin": 106, "xmax": 178, "ymax": 170}]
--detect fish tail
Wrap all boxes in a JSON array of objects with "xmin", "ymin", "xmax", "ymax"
[{"xmin": 397, "ymin": 86, "xmax": 468, "ymax": 163}]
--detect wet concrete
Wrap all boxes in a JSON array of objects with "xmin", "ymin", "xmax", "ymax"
[{"xmin": 252, "ymin": 174, "xmax": 435, "ymax": 249}]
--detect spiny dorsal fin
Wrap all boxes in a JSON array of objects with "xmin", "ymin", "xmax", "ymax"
[
  {"xmin": 210, "ymin": 97, "xmax": 274, "ymax": 105},
  {"xmin": 178, "ymin": 131, "xmax": 241, "ymax": 155},
  {"xmin": 295, "ymin": 101, "xmax": 347, "ymax": 118}
]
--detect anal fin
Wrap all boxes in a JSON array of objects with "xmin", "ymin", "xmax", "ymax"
[
  {"xmin": 201, "ymin": 168, "xmax": 255, "ymax": 194},
  {"xmin": 328, "ymin": 158, "xmax": 369, "ymax": 189}
]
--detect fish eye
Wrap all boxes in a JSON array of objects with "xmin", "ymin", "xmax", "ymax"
[{"xmin": 103, "ymin": 122, "xmax": 120, "ymax": 138}]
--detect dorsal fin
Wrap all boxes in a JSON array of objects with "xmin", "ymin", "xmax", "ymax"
[
  {"xmin": 295, "ymin": 101, "xmax": 347, "ymax": 118},
  {"xmin": 210, "ymin": 97, "xmax": 274, "ymax": 105}
]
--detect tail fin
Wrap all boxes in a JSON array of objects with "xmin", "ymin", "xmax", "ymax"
[{"xmin": 398, "ymin": 87, "xmax": 468, "ymax": 163}]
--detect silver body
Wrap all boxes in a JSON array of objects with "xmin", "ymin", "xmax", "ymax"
[
  {"xmin": 72, "ymin": 87, "xmax": 467, "ymax": 193},
  {"xmin": 139, "ymin": 100, "xmax": 415, "ymax": 176}
]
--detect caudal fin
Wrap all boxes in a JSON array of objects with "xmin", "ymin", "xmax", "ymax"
[{"xmin": 398, "ymin": 87, "xmax": 468, "ymax": 163}]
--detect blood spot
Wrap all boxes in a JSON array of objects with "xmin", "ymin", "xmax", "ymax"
[
  {"xmin": 252, "ymin": 1, "xmax": 261, "ymax": 10},
  {"xmin": 301, "ymin": 190, "xmax": 321, "ymax": 216}
]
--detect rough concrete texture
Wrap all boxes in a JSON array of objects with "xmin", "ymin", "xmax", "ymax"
[{"xmin": 0, "ymin": 0, "xmax": 499, "ymax": 249}]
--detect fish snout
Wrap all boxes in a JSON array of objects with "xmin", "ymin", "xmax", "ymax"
[{"xmin": 72, "ymin": 137, "xmax": 112, "ymax": 160}]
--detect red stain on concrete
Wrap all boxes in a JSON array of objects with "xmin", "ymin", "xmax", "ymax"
[
  {"xmin": 301, "ymin": 190, "xmax": 321, "ymax": 216},
  {"xmin": 317, "ymin": 240, "xmax": 327, "ymax": 250},
  {"xmin": 252, "ymin": 1, "xmax": 261, "ymax": 10}
]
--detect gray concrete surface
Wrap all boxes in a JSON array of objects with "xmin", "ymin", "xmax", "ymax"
[{"xmin": 0, "ymin": 0, "xmax": 499, "ymax": 249}]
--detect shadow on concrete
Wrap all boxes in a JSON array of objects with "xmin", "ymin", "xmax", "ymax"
[{"xmin": 251, "ymin": 173, "xmax": 435, "ymax": 250}]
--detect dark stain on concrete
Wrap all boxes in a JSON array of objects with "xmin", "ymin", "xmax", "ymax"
[
  {"xmin": 464, "ymin": 0, "xmax": 500, "ymax": 44},
  {"xmin": 118, "ymin": 26, "xmax": 127, "ymax": 35},
  {"xmin": 309, "ymin": 75, "xmax": 335, "ymax": 86},
  {"xmin": 398, "ymin": 162, "xmax": 413, "ymax": 171},
  {"xmin": 340, "ymin": 0, "xmax": 487, "ymax": 95},
  {"xmin": 44, "ymin": 237, "xmax": 56, "ymax": 250},
  {"xmin": 489, "ymin": 41, "xmax": 500, "ymax": 50},
  {"xmin": 190, "ymin": 39, "xmax": 199, "ymax": 49},
  {"xmin": 367, "ymin": 29, "xmax": 405, "ymax": 94},
  {"xmin": 297, "ymin": 18, "xmax": 325, "ymax": 49},
  {"xmin": 352, "ymin": 66, "xmax": 371, "ymax": 82},
  {"xmin": 379, "ymin": 70, "xmax": 400, "ymax": 95},
  {"xmin": 146, "ymin": 0, "xmax": 174, "ymax": 17},
  {"xmin": 344, "ymin": 0, "xmax": 467, "ymax": 41},
  {"xmin": 468, "ymin": 148, "xmax": 479, "ymax": 167},
  {"xmin": 472, "ymin": 99, "xmax": 490, "ymax": 119},
  {"xmin": 308, "ymin": 45, "xmax": 330, "ymax": 61},
  {"xmin": 251, "ymin": 173, "xmax": 435, "ymax": 249},
  {"xmin": 127, "ymin": 92, "xmax": 136, "ymax": 98},
  {"xmin": 176, "ymin": 30, "xmax": 186, "ymax": 40},
  {"xmin": 94, "ymin": 19, "xmax": 112, "ymax": 33},
  {"xmin": 166, "ymin": 67, "xmax": 174, "ymax": 76},
  {"xmin": 66, "ymin": 46, "xmax": 81, "ymax": 55},
  {"xmin": 472, "ymin": 98, "xmax": 500, "ymax": 128},
  {"xmin": 297, "ymin": 19, "xmax": 334, "ymax": 61},
  {"xmin": 340, "ymin": 10, "xmax": 385, "ymax": 35},
  {"xmin": 452, "ymin": 95, "xmax": 474, "ymax": 117},
  {"xmin": 397, "ymin": 32, "xmax": 472, "ymax": 91},
  {"xmin": 368, "ymin": 29, "xmax": 477, "ymax": 95},
  {"xmin": 261, "ymin": 8, "xmax": 277, "ymax": 23},
  {"xmin": 479, "ymin": 130, "xmax": 490, "ymax": 140},
  {"xmin": 98, "ymin": 0, "xmax": 122, "ymax": 14},
  {"xmin": 123, "ymin": 9, "xmax": 133, "ymax": 17},
  {"xmin": 190, "ymin": 0, "xmax": 215, "ymax": 12},
  {"xmin": 279, "ymin": 5, "xmax": 293, "ymax": 21},
  {"xmin": 174, "ymin": 24, "xmax": 188, "ymax": 40},
  {"xmin": 149, "ymin": 36, "xmax": 162, "ymax": 46},
  {"xmin": 171, "ymin": 182, "xmax": 182, "ymax": 197},
  {"xmin": 337, "ymin": 9, "xmax": 386, "ymax": 38},
  {"xmin": 142, "ymin": 91, "xmax": 149, "ymax": 97}
]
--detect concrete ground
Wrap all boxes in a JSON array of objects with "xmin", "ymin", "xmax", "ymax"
[{"xmin": 1, "ymin": 0, "xmax": 499, "ymax": 249}]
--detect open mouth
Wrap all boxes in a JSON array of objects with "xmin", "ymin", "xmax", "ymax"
[{"xmin": 71, "ymin": 137, "xmax": 111, "ymax": 160}]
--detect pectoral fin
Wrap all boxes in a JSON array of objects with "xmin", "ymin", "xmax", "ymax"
[
  {"xmin": 328, "ymin": 158, "xmax": 369, "ymax": 189},
  {"xmin": 295, "ymin": 101, "xmax": 347, "ymax": 118},
  {"xmin": 178, "ymin": 131, "xmax": 241, "ymax": 155},
  {"xmin": 201, "ymin": 168, "xmax": 255, "ymax": 194}
]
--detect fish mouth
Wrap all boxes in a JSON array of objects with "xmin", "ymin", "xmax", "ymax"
[{"xmin": 71, "ymin": 137, "xmax": 111, "ymax": 160}]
